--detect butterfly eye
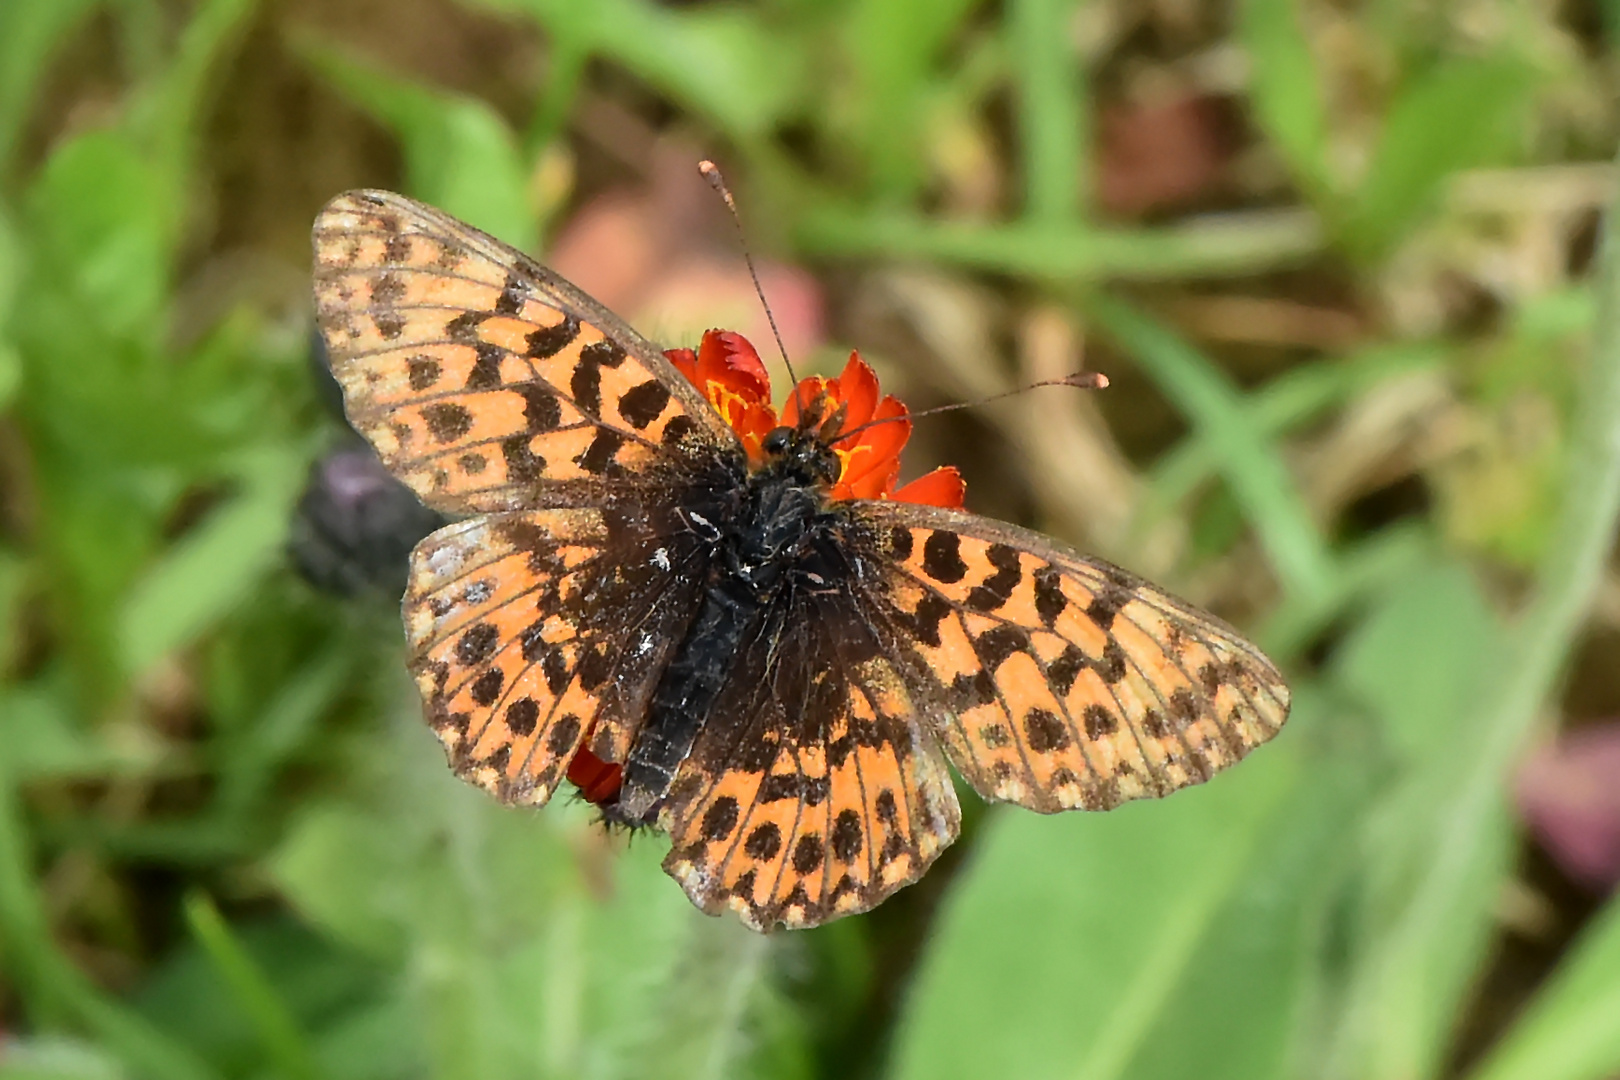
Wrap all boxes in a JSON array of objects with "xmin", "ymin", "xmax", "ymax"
[{"xmin": 763, "ymin": 427, "xmax": 792, "ymax": 455}]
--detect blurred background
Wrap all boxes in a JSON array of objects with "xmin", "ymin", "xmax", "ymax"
[{"xmin": 3, "ymin": 1, "xmax": 1620, "ymax": 1078}]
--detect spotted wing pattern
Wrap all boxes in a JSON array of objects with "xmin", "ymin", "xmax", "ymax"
[
  {"xmin": 858, "ymin": 503, "xmax": 1290, "ymax": 814},
  {"xmin": 312, "ymin": 190, "xmax": 738, "ymax": 514},
  {"xmin": 659, "ymin": 584, "xmax": 961, "ymax": 931},
  {"xmin": 403, "ymin": 505, "xmax": 706, "ymax": 807}
]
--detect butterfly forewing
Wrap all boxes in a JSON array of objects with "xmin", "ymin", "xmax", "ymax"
[
  {"xmin": 312, "ymin": 190, "xmax": 739, "ymax": 514},
  {"xmin": 854, "ymin": 502, "xmax": 1290, "ymax": 814}
]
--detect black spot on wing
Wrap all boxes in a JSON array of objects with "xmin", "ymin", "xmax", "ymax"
[
  {"xmin": 547, "ymin": 714, "xmax": 582, "ymax": 757},
  {"xmin": 575, "ymin": 429, "xmax": 625, "ymax": 475},
  {"xmin": 506, "ymin": 698, "xmax": 538, "ymax": 736},
  {"xmin": 466, "ymin": 343, "xmax": 503, "ymax": 390},
  {"xmin": 831, "ymin": 810, "xmax": 863, "ymax": 862},
  {"xmin": 618, "ymin": 380, "xmax": 671, "ymax": 429},
  {"xmin": 702, "ymin": 796, "xmax": 740, "ymax": 841},
  {"xmin": 965, "ymin": 543, "xmax": 1022, "ymax": 612},
  {"xmin": 408, "ymin": 355, "xmax": 441, "ymax": 391},
  {"xmin": 455, "ymin": 623, "xmax": 499, "ymax": 666},
  {"xmin": 745, "ymin": 823, "xmax": 782, "ymax": 860},
  {"xmin": 921, "ymin": 530, "xmax": 967, "ymax": 583},
  {"xmin": 501, "ymin": 436, "xmax": 545, "ymax": 483},
  {"xmin": 527, "ymin": 315, "xmax": 580, "ymax": 359},
  {"xmin": 446, "ymin": 311, "xmax": 487, "ymax": 343},
  {"xmin": 469, "ymin": 668, "xmax": 504, "ymax": 706},
  {"xmin": 1024, "ymin": 708, "xmax": 1069, "ymax": 752},
  {"xmin": 495, "ymin": 274, "xmax": 526, "ymax": 317},
  {"xmin": 1034, "ymin": 565, "xmax": 1066, "ymax": 627}
]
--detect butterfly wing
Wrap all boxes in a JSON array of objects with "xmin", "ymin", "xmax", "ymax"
[
  {"xmin": 312, "ymin": 190, "xmax": 742, "ymax": 514},
  {"xmin": 404, "ymin": 503, "xmax": 709, "ymax": 807},
  {"xmin": 659, "ymin": 570, "xmax": 961, "ymax": 931},
  {"xmin": 852, "ymin": 501, "xmax": 1290, "ymax": 813}
]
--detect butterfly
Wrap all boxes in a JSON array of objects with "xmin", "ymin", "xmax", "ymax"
[{"xmin": 312, "ymin": 190, "xmax": 1292, "ymax": 931}]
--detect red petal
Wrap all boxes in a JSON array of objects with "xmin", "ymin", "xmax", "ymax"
[
  {"xmin": 696, "ymin": 329, "xmax": 771, "ymax": 402},
  {"xmin": 833, "ymin": 352, "xmax": 880, "ymax": 429},
  {"xmin": 893, "ymin": 466, "xmax": 966, "ymax": 508},
  {"xmin": 665, "ymin": 347, "xmax": 699, "ymax": 385},
  {"xmin": 840, "ymin": 396, "xmax": 909, "ymax": 484}
]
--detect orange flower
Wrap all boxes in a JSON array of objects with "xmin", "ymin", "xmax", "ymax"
[
  {"xmin": 669, "ymin": 333, "xmax": 964, "ymax": 509},
  {"xmin": 665, "ymin": 330, "xmax": 778, "ymax": 463}
]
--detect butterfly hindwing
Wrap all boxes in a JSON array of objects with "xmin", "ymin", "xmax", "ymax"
[
  {"xmin": 660, "ymin": 584, "xmax": 961, "ymax": 930},
  {"xmin": 313, "ymin": 190, "xmax": 739, "ymax": 514},
  {"xmin": 404, "ymin": 505, "xmax": 708, "ymax": 806},
  {"xmin": 856, "ymin": 502, "xmax": 1291, "ymax": 813}
]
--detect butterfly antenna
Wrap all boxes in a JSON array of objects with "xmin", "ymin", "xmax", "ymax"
[
  {"xmin": 829, "ymin": 371, "xmax": 1110, "ymax": 446},
  {"xmin": 698, "ymin": 159, "xmax": 809, "ymax": 419}
]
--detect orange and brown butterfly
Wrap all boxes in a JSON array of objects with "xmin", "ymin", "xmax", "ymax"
[{"xmin": 311, "ymin": 189, "xmax": 1291, "ymax": 931}]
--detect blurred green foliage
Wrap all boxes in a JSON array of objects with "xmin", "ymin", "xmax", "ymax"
[{"xmin": 2, "ymin": 2, "xmax": 1620, "ymax": 1080}]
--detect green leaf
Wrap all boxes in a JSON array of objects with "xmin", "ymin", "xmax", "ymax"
[
  {"xmin": 1333, "ymin": 560, "xmax": 1499, "ymax": 764},
  {"xmin": 118, "ymin": 445, "xmax": 307, "ymax": 676},
  {"xmin": 1239, "ymin": 0, "xmax": 1332, "ymax": 204},
  {"xmin": 0, "ymin": 0, "xmax": 101, "ymax": 173},
  {"xmin": 270, "ymin": 803, "xmax": 409, "ymax": 961},
  {"xmin": 890, "ymin": 731, "xmax": 1300, "ymax": 1080},
  {"xmin": 465, "ymin": 0, "xmax": 798, "ymax": 142},
  {"xmin": 27, "ymin": 132, "xmax": 172, "ymax": 338},
  {"xmin": 1467, "ymin": 892, "xmax": 1620, "ymax": 1080},
  {"xmin": 842, "ymin": 0, "xmax": 982, "ymax": 199},
  {"xmin": 299, "ymin": 41, "xmax": 535, "ymax": 251},
  {"xmin": 1348, "ymin": 56, "xmax": 1539, "ymax": 261}
]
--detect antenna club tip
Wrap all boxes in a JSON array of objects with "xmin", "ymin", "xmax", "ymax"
[{"xmin": 1063, "ymin": 371, "xmax": 1109, "ymax": 390}]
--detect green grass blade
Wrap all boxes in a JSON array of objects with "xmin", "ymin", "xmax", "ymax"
[
  {"xmin": 0, "ymin": 0, "xmax": 100, "ymax": 175},
  {"xmin": 798, "ymin": 207, "xmax": 1323, "ymax": 281},
  {"xmin": 842, "ymin": 0, "xmax": 982, "ymax": 200},
  {"xmin": 130, "ymin": 0, "xmax": 258, "ymax": 196},
  {"xmin": 462, "ymin": 0, "xmax": 797, "ymax": 143},
  {"xmin": 0, "ymin": 744, "xmax": 220, "ymax": 1080},
  {"xmin": 182, "ymin": 893, "xmax": 324, "ymax": 1080},
  {"xmin": 1140, "ymin": 342, "xmax": 1446, "ymax": 535},
  {"xmin": 1086, "ymin": 293, "xmax": 1336, "ymax": 606},
  {"xmin": 1011, "ymin": 0, "xmax": 1086, "ymax": 223},
  {"xmin": 1466, "ymin": 893, "xmax": 1620, "ymax": 1080},
  {"xmin": 118, "ymin": 444, "xmax": 306, "ymax": 677},
  {"xmin": 1238, "ymin": 0, "xmax": 1332, "ymax": 205}
]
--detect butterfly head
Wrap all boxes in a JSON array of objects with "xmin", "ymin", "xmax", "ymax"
[{"xmin": 761, "ymin": 422, "xmax": 842, "ymax": 489}]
